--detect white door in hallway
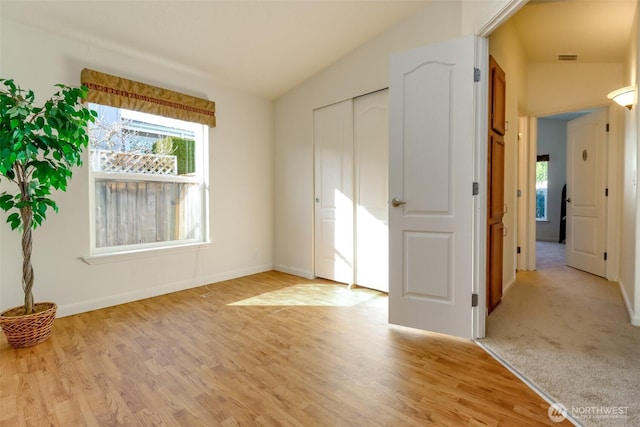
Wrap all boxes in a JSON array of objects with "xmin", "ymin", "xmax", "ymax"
[
  {"xmin": 566, "ymin": 108, "xmax": 607, "ymax": 277},
  {"xmin": 354, "ymin": 90, "xmax": 389, "ymax": 292},
  {"xmin": 314, "ymin": 100, "xmax": 354, "ymax": 284},
  {"xmin": 388, "ymin": 35, "xmax": 476, "ymax": 339}
]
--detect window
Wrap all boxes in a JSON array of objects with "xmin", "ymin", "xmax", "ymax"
[
  {"xmin": 80, "ymin": 68, "xmax": 215, "ymax": 256},
  {"xmin": 88, "ymin": 105, "xmax": 208, "ymax": 253},
  {"xmin": 536, "ymin": 154, "xmax": 549, "ymax": 221}
]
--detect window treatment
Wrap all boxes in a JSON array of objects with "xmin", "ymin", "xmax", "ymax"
[{"xmin": 80, "ymin": 68, "xmax": 216, "ymax": 127}]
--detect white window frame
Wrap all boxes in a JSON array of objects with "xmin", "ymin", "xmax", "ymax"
[
  {"xmin": 87, "ymin": 106, "xmax": 210, "ymax": 257},
  {"xmin": 536, "ymin": 157, "xmax": 549, "ymax": 222}
]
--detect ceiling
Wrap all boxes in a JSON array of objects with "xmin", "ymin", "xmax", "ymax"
[
  {"xmin": 509, "ymin": 0, "xmax": 637, "ymax": 63},
  {"xmin": 2, "ymin": 0, "xmax": 637, "ymax": 100},
  {"xmin": 1, "ymin": 0, "xmax": 429, "ymax": 100}
]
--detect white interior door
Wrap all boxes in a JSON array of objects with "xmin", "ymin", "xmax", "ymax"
[
  {"xmin": 388, "ymin": 35, "xmax": 476, "ymax": 339},
  {"xmin": 354, "ymin": 90, "xmax": 389, "ymax": 292},
  {"xmin": 566, "ymin": 108, "xmax": 607, "ymax": 277},
  {"xmin": 314, "ymin": 100, "xmax": 354, "ymax": 284}
]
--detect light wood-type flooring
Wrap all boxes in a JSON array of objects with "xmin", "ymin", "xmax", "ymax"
[{"xmin": 0, "ymin": 271, "xmax": 569, "ymax": 426}]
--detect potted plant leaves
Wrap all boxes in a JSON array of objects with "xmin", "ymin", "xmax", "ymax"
[{"xmin": 0, "ymin": 78, "xmax": 96, "ymax": 348}]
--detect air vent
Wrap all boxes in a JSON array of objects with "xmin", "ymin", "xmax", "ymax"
[{"xmin": 558, "ymin": 53, "xmax": 578, "ymax": 61}]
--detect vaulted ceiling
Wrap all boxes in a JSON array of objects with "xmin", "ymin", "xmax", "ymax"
[
  {"xmin": 2, "ymin": 0, "xmax": 429, "ymax": 99},
  {"xmin": 2, "ymin": 0, "xmax": 637, "ymax": 100}
]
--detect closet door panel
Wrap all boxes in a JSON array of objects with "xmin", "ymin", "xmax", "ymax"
[
  {"xmin": 355, "ymin": 90, "xmax": 389, "ymax": 292},
  {"xmin": 313, "ymin": 99, "xmax": 354, "ymax": 284}
]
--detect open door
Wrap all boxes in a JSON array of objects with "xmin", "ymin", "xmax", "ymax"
[
  {"xmin": 487, "ymin": 56, "xmax": 506, "ymax": 314},
  {"xmin": 565, "ymin": 108, "xmax": 607, "ymax": 277},
  {"xmin": 388, "ymin": 35, "xmax": 476, "ymax": 339}
]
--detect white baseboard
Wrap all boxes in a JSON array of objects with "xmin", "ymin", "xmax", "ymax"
[
  {"xmin": 503, "ymin": 276, "xmax": 516, "ymax": 296},
  {"xmin": 535, "ymin": 237, "xmax": 559, "ymax": 243},
  {"xmin": 56, "ymin": 263, "xmax": 273, "ymax": 318},
  {"xmin": 617, "ymin": 280, "xmax": 640, "ymax": 326},
  {"xmin": 273, "ymin": 264, "xmax": 315, "ymax": 280}
]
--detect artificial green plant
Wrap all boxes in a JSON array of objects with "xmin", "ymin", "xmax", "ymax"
[{"xmin": 0, "ymin": 79, "xmax": 96, "ymax": 314}]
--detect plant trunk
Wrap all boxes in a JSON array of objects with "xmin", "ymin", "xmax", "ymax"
[{"xmin": 20, "ymin": 205, "xmax": 35, "ymax": 315}]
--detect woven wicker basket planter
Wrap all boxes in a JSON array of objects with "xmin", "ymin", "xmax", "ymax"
[{"xmin": 0, "ymin": 302, "xmax": 57, "ymax": 348}]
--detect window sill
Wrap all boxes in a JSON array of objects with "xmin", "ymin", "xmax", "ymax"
[
  {"xmin": 82, "ymin": 242, "xmax": 212, "ymax": 265},
  {"xmin": 536, "ymin": 219, "xmax": 550, "ymax": 223}
]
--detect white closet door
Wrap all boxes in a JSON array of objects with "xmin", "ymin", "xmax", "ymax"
[
  {"xmin": 354, "ymin": 90, "xmax": 389, "ymax": 292},
  {"xmin": 314, "ymin": 99, "xmax": 354, "ymax": 284}
]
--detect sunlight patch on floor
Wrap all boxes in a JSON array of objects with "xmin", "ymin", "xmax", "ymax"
[{"xmin": 229, "ymin": 283, "xmax": 380, "ymax": 307}]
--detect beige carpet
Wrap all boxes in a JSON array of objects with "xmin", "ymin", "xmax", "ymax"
[{"xmin": 480, "ymin": 241, "xmax": 640, "ymax": 427}]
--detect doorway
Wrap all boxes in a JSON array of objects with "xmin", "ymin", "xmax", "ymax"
[
  {"xmin": 534, "ymin": 108, "xmax": 610, "ymax": 277},
  {"xmin": 482, "ymin": 0, "xmax": 632, "ymax": 336},
  {"xmin": 518, "ymin": 106, "xmax": 623, "ymax": 281}
]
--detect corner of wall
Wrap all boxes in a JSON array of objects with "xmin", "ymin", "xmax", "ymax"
[
  {"xmin": 273, "ymin": 264, "xmax": 315, "ymax": 280},
  {"xmin": 618, "ymin": 280, "xmax": 640, "ymax": 326},
  {"xmin": 461, "ymin": 0, "xmax": 525, "ymax": 36}
]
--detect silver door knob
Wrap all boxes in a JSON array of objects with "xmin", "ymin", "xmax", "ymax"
[{"xmin": 391, "ymin": 198, "xmax": 406, "ymax": 207}]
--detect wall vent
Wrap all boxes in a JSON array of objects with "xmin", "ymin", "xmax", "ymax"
[{"xmin": 558, "ymin": 53, "xmax": 578, "ymax": 61}]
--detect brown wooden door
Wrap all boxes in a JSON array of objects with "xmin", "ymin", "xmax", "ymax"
[{"xmin": 487, "ymin": 56, "xmax": 506, "ymax": 314}]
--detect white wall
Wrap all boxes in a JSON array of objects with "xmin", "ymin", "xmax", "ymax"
[
  {"xmin": 273, "ymin": 1, "xmax": 462, "ymax": 278},
  {"xmin": 528, "ymin": 63, "xmax": 623, "ymax": 116},
  {"xmin": 527, "ymin": 62, "xmax": 625, "ymax": 280},
  {"xmin": 615, "ymin": 1, "xmax": 638, "ymax": 324},
  {"xmin": 0, "ymin": 19, "xmax": 274, "ymax": 316},
  {"xmin": 488, "ymin": 18, "xmax": 528, "ymax": 293},
  {"xmin": 536, "ymin": 119, "xmax": 567, "ymax": 242},
  {"xmin": 273, "ymin": 0, "xmax": 519, "ymax": 281},
  {"xmin": 629, "ymin": 0, "xmax": 640, "ymax": 324},
  {"xmin": 460, "ymin": 0, "xmax": 522, "ymax": 35}
]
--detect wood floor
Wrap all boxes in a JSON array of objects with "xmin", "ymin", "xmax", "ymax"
[{"xmin": 0, "ymin": 271, "xmax": 568, "ymax": 426}]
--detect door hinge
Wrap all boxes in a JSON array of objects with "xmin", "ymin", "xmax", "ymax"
[
  {"xmin": 517, "ymin": 246, "xmax": 521, "ymax": 254},
  {"xmin": 606, "ymin": 123, "xmax": 610, "ymax": 132},
  {"xmin": 604, "ymin": 252, "xmax": 608, "ymax": 261},
  {"xmin": 605, "ymin": 188, "xmax": 609, "ymax": 197},
  {"xmin": 472, "ymin": 182, "xmax": 479, "ymax": 195},
  {"xmin": 472, "ymin": 293, "xmax": 479, "ymax": 307},
  {"xmin": 474, "ymin": 67, "xmax": 481, "ymax": 82},
  {"xmin": 517, "ymin": 189, "xmax": 522, "ymax": 197}
]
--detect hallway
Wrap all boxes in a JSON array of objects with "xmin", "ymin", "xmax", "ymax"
[{"xmin": 480, "ymin": 241, "xmax": 640, "ymax": 426}]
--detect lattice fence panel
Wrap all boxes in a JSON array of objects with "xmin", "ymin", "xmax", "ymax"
[{"xmin": 91, "ymin": 150, "xmax": 177, "ymax": 175}]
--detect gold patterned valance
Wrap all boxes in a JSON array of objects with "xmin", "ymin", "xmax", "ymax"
[{"xmin": 81, "ymin": 68, "xmax": 216, "ymax": 127}]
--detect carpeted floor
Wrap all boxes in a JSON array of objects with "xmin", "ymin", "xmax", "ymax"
[{"xmin": 480, "ymin": 241, "xmax": 640, "ymax": 427}]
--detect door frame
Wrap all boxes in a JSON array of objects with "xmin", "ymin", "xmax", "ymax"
[
  {"xmin": 475, "ymin": 0, "xmax": 625, "ymax": 339},
  {"xmin": 525, "ymin": 105, "xmax": 622, "ymax": 282},
  {"xmin": 473, "ymin": 0, "xmax": 529, "ymax": 339},
  {"xmin": 517, "ymin": 114, "xmax": 534, "ymax": 271},
  {"xmin": 399, "ymin": 0, "xmax": 624, "ymax": 338}
]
